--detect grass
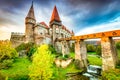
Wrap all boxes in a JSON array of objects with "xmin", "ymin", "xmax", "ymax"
[
  {"xmin": 69, "ymin": 52, "xmax": 75, "ymax": 58},
  {"xmin": 1, "ymin": 57, "xmax": 31, "ymax": 79},
  {"xmin": 88, "ymin": 55, "xmax": 102, "ymax": 66},
  {"xmin": 0, "ymin": 50, "xmax": 119, "ymax": 80}
]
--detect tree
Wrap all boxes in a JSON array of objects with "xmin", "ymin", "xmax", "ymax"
[
  {"xmin": 96, "ymin": 45, "xmax": 101, "ymax": 56},
  {"xmin": 48, "ymin": 45, "xmax": 56, "ymax": 54},
  {"xmin": 27, "ymin": 45, "xmax": 37, "ymax": 58},
  {"xmin": 87, "ymin": 44, "xmax": 96, "ymax": 52},
  {"xmin": 116, "ymin": 41, "xmax": 120, "ymax": 49},
  {"xmin": 15, "ymin": 42, "xmax": 36, "ymax": 57},
  {"xmin": 29, "ymin": 44, "xmax": 54, "ymax": 80},
  {"xmin": 0, "ymin": 41, "xmax": 18, "ymax": 61}
]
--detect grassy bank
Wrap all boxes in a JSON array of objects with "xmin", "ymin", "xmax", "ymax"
[
  {"xmin": 1, "ymin": 57, "xmax": 31, "ymax": 79},
  {"xmin": 53, "ymin": 62, "xmax": 83, "ymax": 80}
]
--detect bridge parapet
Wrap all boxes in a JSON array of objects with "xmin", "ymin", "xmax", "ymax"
[{"xmin": 60, "ymin": 30, "xmax": 120, "ymax": 41}]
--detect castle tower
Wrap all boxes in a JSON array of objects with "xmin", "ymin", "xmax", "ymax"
[
  {"xmin": 25, "ymin": 1, "xmax": 36, "ymax": 43},
  {"xmin": 50, "ymin": 5, "xmax": 62, "ymax": 46}
]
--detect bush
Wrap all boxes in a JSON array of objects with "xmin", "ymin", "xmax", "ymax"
[
  {"xmin": 27, "ymin": 45, "xmax": 37, "ymax": 58},
  {"xmin": 116, "ymin": 41, "xmax": 120, "ymax": 49},
  {"xmin": 15, "ymin": 42, "xmax": 36, "ymax": 57},
  {"xmin": 15, "ymin": 43, "xmax": 26, "ymax": 52},
  {"xmin": 87, "ymin": 44, "xmax": 96, "ymax": 52},
  {"xmin": 96, "ymin": 45, "xmax": 101, "ymax": 56},
  {"xmin": 29, "ymin": 44, "xmax": 54, "ymax": 80},
  {"xmin": 0, "ymin": 59, "xmax": 13, "ymax": 69},
  {"xmin": 48, "ymin": 45, "xmax": 56, "ymax": 54}
]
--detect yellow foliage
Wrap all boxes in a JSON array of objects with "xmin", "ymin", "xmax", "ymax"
[
  {"xmin": 0, "ymin": 41, "xmax": 18, "ymax": 61},
  {"xmin": 29, "ymin": 44, "xmax": 54, "ymax": 80}
]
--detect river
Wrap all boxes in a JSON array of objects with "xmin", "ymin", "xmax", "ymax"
[{"xmin": 66, "ymin": 65, "xmax": 102, "ymax": 80}]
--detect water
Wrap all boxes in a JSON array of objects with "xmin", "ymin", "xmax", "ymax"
[
  {"xmin": 83, "ymin": 65, "xmax": 102, "ymax": 80},
  {"xmin": 66, "ymin": 65, "xmax": 102, "ymax": 80}
]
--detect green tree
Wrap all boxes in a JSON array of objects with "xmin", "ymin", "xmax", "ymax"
[
  {"xmin": 29, "ymin": 44, "xmax": 54, "ymax": 80},
  {"xmin": 87, "ymin": 44, "xmax": 96, "ymax": 52},
  {"xmin": 15, "ymin": 42, "xmax": 36, "ymax": 57},
  {"xmin": 70, "ymin": 43, "xmax": 75, "ymax": 52},
  {"xmin": 116, "ymin": 41, "xmax": 120, "ymax": 49},
  {"xmin": 48, "ymin": 45, "xmax": 56, "ymax": 54},
  {"xmin": 96, "ymin": 45, "xmax": 101, "ymax": 56}
]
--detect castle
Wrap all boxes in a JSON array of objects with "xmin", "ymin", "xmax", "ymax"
[{"xmin": 10, "ymin": 2, "xmax": 74, "ymax": 52}]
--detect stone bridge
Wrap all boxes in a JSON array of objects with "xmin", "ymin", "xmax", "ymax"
[{"xmin": 60, "ymin": 30, "xmax": 120, "ymax": 71}]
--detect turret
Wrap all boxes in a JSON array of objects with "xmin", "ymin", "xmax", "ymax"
[
  {"xmin": 71, "ymin": 30, "xmax": 74, "ymax": 36},
  {"xmin": 49, "ymin": 5, "xmax": 62, "ymax": 46},
  {"xmin": 25, "ymin": 1, "xmax": 36, "ymax": 42},
  {"xmin": 50, "ymin": 5, "xmax": 61, "ymax": 26}
]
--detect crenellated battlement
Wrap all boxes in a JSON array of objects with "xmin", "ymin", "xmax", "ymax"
[{"xmin": 11, "ymin": 32, "xmax": 25, "ymax": 36}]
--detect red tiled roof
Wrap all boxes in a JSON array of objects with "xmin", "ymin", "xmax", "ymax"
[
  {"xmin": 40, "ymin": 22, "xmax": 49, "ymax": 29},
  {"xmin": 50, "ymin": 5, "xmax": 61, "ymax": 22}
]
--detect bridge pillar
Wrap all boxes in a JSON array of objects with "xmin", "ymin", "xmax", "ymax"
[
  {"xmin": 66, "ymin": 41, "xmax": 70, "ymax": 54},
  {"xmin": 61, "ymin": 41, "xmax": 70, "ymax": 57},
  {"xmin": 101, "ymin": 37, "xmax": 118, "ymax": 71},
  {"xmin": 75, "ymin": 39, "xmax": 87, "ymax": 69}
]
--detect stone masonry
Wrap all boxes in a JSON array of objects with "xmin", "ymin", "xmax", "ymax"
[{"xmin": 101, "ymin": 37, "xmax": 119, "ymax": 71}]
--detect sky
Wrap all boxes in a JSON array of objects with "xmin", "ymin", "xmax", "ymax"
[{"xmin": 0, "ymin": 0, "xmax": 120, "ymax": 40}]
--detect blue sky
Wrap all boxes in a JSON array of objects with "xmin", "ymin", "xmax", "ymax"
[{"xmin": 0, "ymin": 0, "xmax": 120, "ymax": 40}]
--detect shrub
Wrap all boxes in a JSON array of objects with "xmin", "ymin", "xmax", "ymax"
[
  {"xmin": 15, "ymin": 42, "xmax": 36, "ymax": 57},
  {"xmin": 27, "ymin": 45, "xmax": 37, "ymax": 58},
  {"xmin": 15, "ymin": 43, "xmax": 26, "ymax": 52},
  {"xmin": 87, "ymin": 44, "xmax": 96, "ymax": 52},
  {"xmin": 96, "ymin": 45, "xmax": 101, "ymax": 56},
  {"xmin": 0, "ymin": 59, "xmax": 13, "ymax": 69},
  {"xmin": 48, "ymin": 45, "xmax": 56, "ymax": 54},
  {"xmin": 29, "ymin": 44, "xmax": 54, "ymax": 80}
]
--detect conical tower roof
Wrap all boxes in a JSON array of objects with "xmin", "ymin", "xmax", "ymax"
[
  {"xmin": 26, "ymin": 1, "xmax": 35, "ymax": 19},
  {"xmin": 50, "ymin": 5, "xmax": 61, "ymax": 22}
]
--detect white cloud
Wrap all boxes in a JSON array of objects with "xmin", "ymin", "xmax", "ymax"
[
  {"xmin": 61, "ymin": 14, "xmax": 74, "ymax": 31},
  {"xmin": 76, "ymin": 17, "xmax": 120, "ymax": 36}
]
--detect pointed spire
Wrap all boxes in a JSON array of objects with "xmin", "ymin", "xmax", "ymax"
[
  {"xmin": 50, "ymin": 5, "xmax": 61, "ymax": 22},
  {"xmin": 72, "ymin": 30, "xmax": 74, "ymax": 35},
  {"xmin": 26, "ymin": 1, "xmax": 35, "ymax": 19}
]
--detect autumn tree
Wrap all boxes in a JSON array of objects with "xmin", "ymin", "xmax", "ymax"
[
  {"xmin": 29, "ymin": 44, "xmax": 54, "ymax": 80},
  {"xmin": 0, "ymin": 41, "xmax": 18, "ymax": 61}
]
